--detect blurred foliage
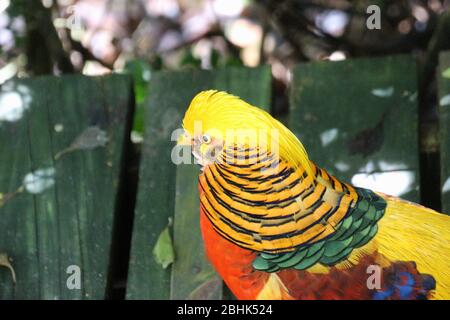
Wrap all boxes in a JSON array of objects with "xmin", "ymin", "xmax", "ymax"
[
  {"xmin": 0, "ymin": 0, "xmax": 445, "ymax": 77},
  {"xmin": 123, "ymin": 59, "xmax": 153, "ymax": 134},
  {"xmin": 0, "ymin": 0, "xmax": 449, "ymax": 140}
]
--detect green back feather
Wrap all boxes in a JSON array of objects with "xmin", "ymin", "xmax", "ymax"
[{"xmin": 252, "ymin": 187, "xmax": 387, "ymax": 272}]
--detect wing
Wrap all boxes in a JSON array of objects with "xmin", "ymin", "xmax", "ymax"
[{"xmin": 252, "ymin": 187, "xmax": 386, "ymax": 272}]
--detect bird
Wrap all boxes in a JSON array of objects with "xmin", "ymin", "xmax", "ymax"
[{"xmin": 177, "ymin": 90, "xmax": 450, "ymax": 300}]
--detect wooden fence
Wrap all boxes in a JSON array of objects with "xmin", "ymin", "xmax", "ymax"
[{"xmin": 0, "ymin": 53, "xmax": 449, "ymax": 299}]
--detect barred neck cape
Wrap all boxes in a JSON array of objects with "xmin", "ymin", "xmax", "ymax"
[{"xmin": 198, "ymin": 144, "xmax": 385, "ymax": 262}]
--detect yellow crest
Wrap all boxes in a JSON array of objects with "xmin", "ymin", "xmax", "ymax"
[{"xmin": 182, "ymin": 90, "xmax": 313, "ymax": 177}]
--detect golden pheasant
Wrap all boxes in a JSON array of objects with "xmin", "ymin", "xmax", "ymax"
[{"xmin": 177, "ymin": 90, "xmax": 450, "ymax": 300}]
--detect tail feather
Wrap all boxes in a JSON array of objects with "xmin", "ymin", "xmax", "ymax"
[{"xmin": 374, "ymin": 194, "xmax": 450, "ymax": 299}]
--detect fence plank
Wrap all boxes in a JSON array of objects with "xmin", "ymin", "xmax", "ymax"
[
  {"xmin": 290, "ymin": 55, "xmax": 420, "ymax": 202},
  {"xmin": 438, "ymin": 51, "xmax": 450, "ymax": 213},
  {"xmin": 126, "ymin": 66, "xmax": 271, "ymax": 299},
  {"xmin": 0, "ymin": 74, "xmax": 133, "ymax": 299}
]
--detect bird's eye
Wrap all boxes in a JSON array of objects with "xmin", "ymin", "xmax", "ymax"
[{"xmin": 202, "ymin": 134, "xmax": 211, "ymax": 144}]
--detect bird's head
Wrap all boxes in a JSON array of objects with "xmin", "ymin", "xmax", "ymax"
[{"xmin": 178, "ymin": 90, "xmax": 313, "ymax": 176}]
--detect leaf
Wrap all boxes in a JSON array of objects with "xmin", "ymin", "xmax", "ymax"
[
  {"xmin": 347, "ymin": 120, "xmax": 384, "ymax": 157},
  {"xmin": 442, "ymin": 68, "xmax": 450, "ymax": 79},
  {"xmin": 55, "ymin": 126, "xmax": 109, "ymax": 160},
  {"xmin": 123, "ymin": 59, "xmax": 152, "ymax": 135},
  {"xmin": 0, "ymin": 252, "xmax": 16, "ymax": 284},
  {"xmin": 132, "ymin": 105, "xmax": 146, "ymax": 136},
  {"xmin": 153, "ymin": 226, "xmax": 175, "ymax": 269},
  {"xmin": 180, "ymin": 51, "xmax": 202, "ymax": 68},
  {"xmin": 210, "ymin": 49, "xmax": 220, "ymax": 68},
  {"xmin": 224, "ymin": 57, "xmax": 244, "ymax": 67},
  {"xmin": 124, "ymin": 59, "xmax": 151, "ymax": 104},
  {"xmin": 187, "ymin": 276, "xmax": 222, "ymax": 300}
]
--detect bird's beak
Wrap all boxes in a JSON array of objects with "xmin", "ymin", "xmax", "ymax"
[{"xmin": 177, "ymin": 133, "xmax": 192, "ymax": 146}]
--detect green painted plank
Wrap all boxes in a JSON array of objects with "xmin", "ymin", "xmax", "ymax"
[
  {"xmin": 0, "ymin": 81, "xmax": 39, "ymax": 299},
  {"xmin": 170, "ymin": 68, "xmax": 272, "ymax": 300},
  {"xmin": 47, "ymin": 76, "xmax": 84, "ymax": 300},
  {"xmin": 126, "ymin": 66, "xmax": 271, "ymax": 300},
  {"xmin": 438, "ymin": 51, "xmax": 450, "ymax": 213},
  {"xmin": 0, "ymin": 74, "xmax": 133, "ymax": 299},
  {"xmin": 26, "ymin": 77, "xmax": 64, "ymax": 299},
  {"xmin": 290, "ymin": 55, "xmax": 420, "ymax": 202},
  {"xmin": 125, "ymin": 71, "xmax": 184, "ymax": 300}
]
